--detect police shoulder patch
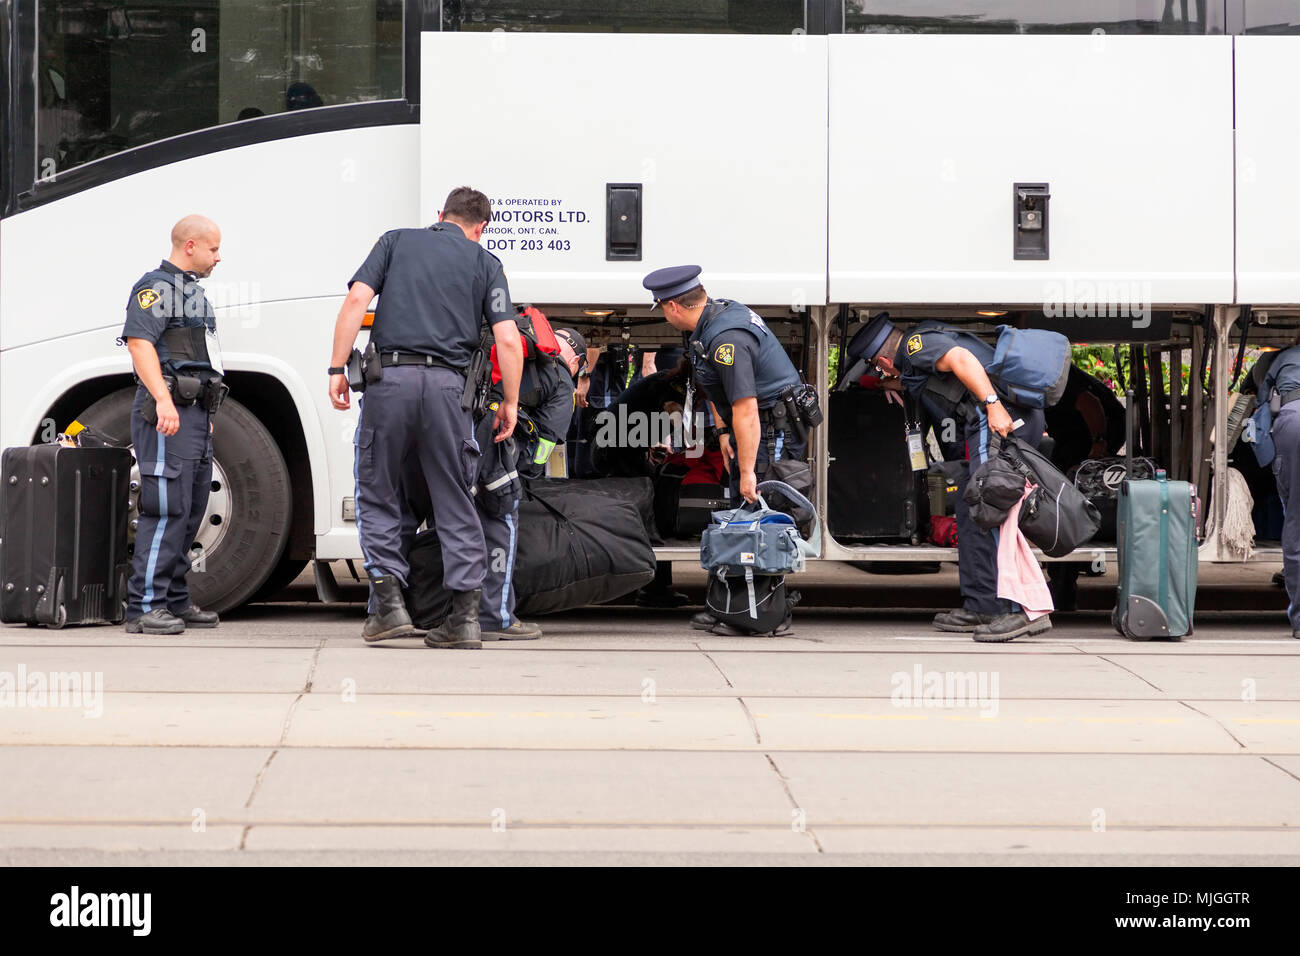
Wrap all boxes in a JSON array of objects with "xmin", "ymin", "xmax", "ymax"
[
  {"xmin": 714, "ymin": 343, "xmax": 735, "ymax": 366},
  {"xmin": 136, "ymin": 288, "xmax": 161, "ymax": 310},
  {"xmin": 906, "ymin": 333, "xmax": 923, "ymax": 356}
]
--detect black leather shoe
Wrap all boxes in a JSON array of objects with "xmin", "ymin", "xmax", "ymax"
[
  {"xmin": 691, "ymin": 611, "xmax": 718, "ymax": 630},
  {"xmin": 425, "ymin": 590, "xmax": 483, "ymax": 649},
  {"xmin": 481, "ymin": 619, "xmax": 542, "ymax": 641},
  {"xmin": 125, "ymin": 609, "xmax": 185, "ymax": 635},
  {"xmin": 711, "ymin": 616, "xmax": 793, "ymax": 638},
  {"xmin": 932, "ymin": 608, "xmax": 998, "ymax": 632},
  {"xmin": 363, "ymin": 573, "xmax": 418, "ymax": 643},
  {"xmin": 175, "ymin": 605, "xmax": 219, "ymax": 628},
  {"xmin": 972, "ymin": 612, "xmax": 1052, "ymax": 643}
]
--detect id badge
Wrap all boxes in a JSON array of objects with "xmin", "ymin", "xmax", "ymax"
[
  {"xmin": 682, "ymin": 380, "xmax": 695, "ymax": 433},
  {"xmin": 205, "ymin": 327, "xmax": 225, "ymax": 375},
  {"xmin": 906, "ymin": 424, "xmax": 926, "ymax": 472}
]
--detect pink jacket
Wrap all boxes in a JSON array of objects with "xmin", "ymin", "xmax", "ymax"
[{"xmin": 997, "ymin": 483, "xmax": 1053, "ymax": 620}]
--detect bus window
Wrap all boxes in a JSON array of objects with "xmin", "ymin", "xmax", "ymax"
[
  {"xmin": 1233, "ymin": 0, "xmax": 1300, "ymax": 33},
  {"xmin": 440, "ymin": 0, "xmax": 804, "ymax": 34},
  {"xmin": 36, "ymin": 0, "xmax": 404, "ymax": 176},
  {"xmin": 844, "ymin": 1, "xmax": 1225, "ymax": 34}
]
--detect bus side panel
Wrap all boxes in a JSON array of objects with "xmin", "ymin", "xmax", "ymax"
[
  {"xmin": 828, "ymin": 35, "xmax": 1234, "ymax": 306},
  {"xmin": 1235, "ymin": 36, "xmax": 1300, "ymax": 305},
  {"xmin": 0, "ymin": 126, "xmax": 419, "ymax": 354},
  {"xmin": 421, "ymin": 32, "xmax": 828, "ymax": 308}
]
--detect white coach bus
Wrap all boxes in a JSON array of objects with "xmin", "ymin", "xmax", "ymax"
[{"xmin": 3, "ymin": 1, "xmax": 1299, "ymax": 611}]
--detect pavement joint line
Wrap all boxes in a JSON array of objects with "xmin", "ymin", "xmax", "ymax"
[
  {"xmin": 4, "ymin": 642, "xmax": 1298, "ymax": 655},
  {"xmin": 1177, "ymin": 700, "xmax": 1249, "ymax": 750},
  {"xmin": 1095, "ymin": 654, "xmax": 1168, "ymax": 695},
  {"xmin": 302, "ymin": 638, "xmax": 326, "ymax": 694},
  {"xmin": 764, "ymin": 753, "xmax": 824, "ymax": 853},
  {"xmin": 17, "ymin": 691, "xmax": 1300, "ymax": 703},
  {"xmin": 696, "ymin": 646, "xmax": 734, "ymax": 689},
  {"xmin": 737, "ymin": 698, "xmax": 762, "ymax": 744},
  {"xmin": 1261, "ymin": 756, "xmax": 1300, "ymax": 786},
  {"xmin": 3, "ymin": 744, "xmax": 1294, "ymax": 756},
  {"xmin": 3, "ymin": 819, "xmax": 1299, "ymax": 832}
]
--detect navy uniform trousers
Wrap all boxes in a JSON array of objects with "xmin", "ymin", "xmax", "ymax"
[
  {"xmin": 355, "ymin": 365, "xmax": 487, "ymax": 601},
  {"xmin": 1271, "ymin": 405, "xmax": 1300, "ymax": 631},
  {"xmin": 955, "ymin": 404, "xmax": 1046, "ymax": 617},
  {"xmin": 400, "ymin": 439, "xmax": 519, "ymax": 631},
  {"xmin": 127, "ymin": 388, "xmax": 212, "ymax": 619},
  {"xmin": 725, "ymin": 427, "xmax": 807, "ymax": 504}
]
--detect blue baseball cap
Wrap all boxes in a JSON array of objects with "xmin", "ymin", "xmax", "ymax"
[{"xmin": 643, "ymin": 265, "xmax": 703, "ymax": 308}]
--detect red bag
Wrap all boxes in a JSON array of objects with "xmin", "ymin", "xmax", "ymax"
[
  {"xmin": 929, "ymin": 515, "xmax": 958, "ymax": 548},
  {"xmin": 492, "ymin": 306, "xmax": 561, "ymax": 383}
]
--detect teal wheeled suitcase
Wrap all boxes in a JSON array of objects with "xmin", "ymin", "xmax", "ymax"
[{"xmin": 1113, "ymin": 395, "xmax": 1198, "ymax": 640}]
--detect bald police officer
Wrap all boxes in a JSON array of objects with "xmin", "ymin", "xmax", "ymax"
[
  {"xmin": 859, "ymin": 314, "xmax": 1050, "ymax": 643},
  {"xmin": 330, "ymin": 187, "xmax": 524, "ymax": 650},
  {"xmin": 122, "ymin": 215, "xmax": 227, "ymax": 635},
  {"xmin": 644, "ymin": 265, "xmax": 813, "ymax": 632}
]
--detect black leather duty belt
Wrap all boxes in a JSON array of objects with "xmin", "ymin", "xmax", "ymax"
[{"xmin": 377, "ymin": 350, "xmax": 463, "ymax": 374}]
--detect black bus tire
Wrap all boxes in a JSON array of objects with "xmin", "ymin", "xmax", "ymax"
[{"xmin": 75, "ymin": 387, "xmax": 293, "ymax": 614}]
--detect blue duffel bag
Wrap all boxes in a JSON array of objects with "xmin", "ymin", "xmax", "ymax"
[{"xmin": 700, "ymin": 482, "xmax": 815, "ymax": 634}]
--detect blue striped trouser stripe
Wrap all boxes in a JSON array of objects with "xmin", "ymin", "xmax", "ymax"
[
  {"xmin": 140, "ymin": 433, "xmax": 168, "ymax": 613},
  {"xmin": 352, "ymin": 400, "xmax": 380, "ymax": 614},
  {"xmin": 498, "ymin": 508, "xmax": 518, "ymax": 628}
]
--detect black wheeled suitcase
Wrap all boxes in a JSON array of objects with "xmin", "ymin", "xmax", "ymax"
[
  {"xmin": 0, "ymin": 445, "xmax": 133, "ymax": 627},
  {"xmin": 827, "ymin": 389, "xmax": 926, "ymax": 542},
  {"xmin": 1112, "ymin": 395, "xmax": 1198, "ymax": 640}
]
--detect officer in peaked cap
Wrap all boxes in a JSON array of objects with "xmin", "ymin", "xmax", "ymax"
[
  {"xmin": 858, "ymin": 312, "xmax": 1049, "ymax": 644},
  {"xmin": 645, "ymin": 264, "xmax": 816, "ymax": 633}
]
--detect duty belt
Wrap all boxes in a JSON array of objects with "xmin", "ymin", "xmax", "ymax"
[
  {"xmin": 378, "ymin": 350, "xmax": 464, "ymax": 374},
  {"xmin": 1282, "ymin": 388, "xmax": 1300, "ymax": 408}
]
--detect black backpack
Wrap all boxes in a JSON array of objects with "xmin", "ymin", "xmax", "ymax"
[{"xmin": 705, "ymin": 569, "xmax": 800, "ymax": 636}]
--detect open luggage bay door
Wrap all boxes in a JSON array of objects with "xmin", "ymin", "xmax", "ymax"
[{"xmin": 421, "ymin": 32, "xmax": 828, "ymax": 308}]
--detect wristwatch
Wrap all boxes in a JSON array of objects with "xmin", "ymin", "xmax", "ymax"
[
  {"xmin": 983, "ymin": 393, "xmax": 1000, "ymax": 407},
  {"xmin": 328, "ymin": 366, "xmax": 346, "ymax": 375}
]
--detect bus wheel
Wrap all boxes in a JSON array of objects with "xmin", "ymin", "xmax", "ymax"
[{"xmin": 74, "ymin": 387, "xmax": 293, "ymax": 614}]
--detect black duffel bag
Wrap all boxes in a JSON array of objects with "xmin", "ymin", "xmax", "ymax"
[
  {"xmin": 967, "ymin": 437, "xmax": 1101, "ymax": 557},
  {"xmin": 1073, "ymin": 456, "xmax": 1157, "ymax": 541}
]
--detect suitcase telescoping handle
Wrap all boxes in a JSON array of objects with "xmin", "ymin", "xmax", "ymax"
[{"xmin": 1125, "ymin": 388, "xmax": 1136, "ymax": 480}]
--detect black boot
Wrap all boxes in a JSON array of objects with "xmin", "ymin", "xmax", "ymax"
[
  {"xmin": 362, "ymin": 574, "xmax": 417, "ymax": 643},
  {"xmin": 425, "ymin": 589, "xmax": 483, "ymax": 649}
]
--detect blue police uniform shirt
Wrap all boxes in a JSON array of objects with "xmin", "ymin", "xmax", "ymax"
[
  {"xmin": 896, "ymin": 321, "xmax": 996, "ymax": 404},
  {"xmin": 1259, "ymin": 345, "xmax": 1300, "ymax": 405},
  {"xmin": 689, "ymin": 299, "xmax": 801, "ymax": 426},
  {"xmin": 350, "ymin": 224, "xmax": 515, "ymax": 366},
  {"xmin": 120, "ymin": 260, "xmax": 216, "ymax": 374}
]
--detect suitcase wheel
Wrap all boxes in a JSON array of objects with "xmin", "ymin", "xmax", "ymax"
[
  {"xmin": 1118, "ymin": 610, "xmax": 1152, "ymax": 642},
  {"xmin": 48, "ymin": 604, "xmax": 67, "ymax": 630}
]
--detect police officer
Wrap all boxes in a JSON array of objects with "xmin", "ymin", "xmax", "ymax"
[
  {"xmin": 1251, "ymin": 335, "xmax": 1300, "ymax": 638},
  {"xmin": 398, "ymin": 316, "xmax": 582, "ymax": 641},
  {"xmin": 860, "ymin": 315, "xmax": 1050, "ymax": 643},
  {"xmin": 644, "ymin": 265, "xmax": 812, "ymax": 631},
  {"xmin": 330, "ymin": 187, "xmax": 524, "ymax": 650},
  {"xmin": 121, "ymin": 215, "xmax": 227, "ymax": 635},
  {"xmin": 644, "ymin": 266, "xmax": 808, "ymax": 502}
]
